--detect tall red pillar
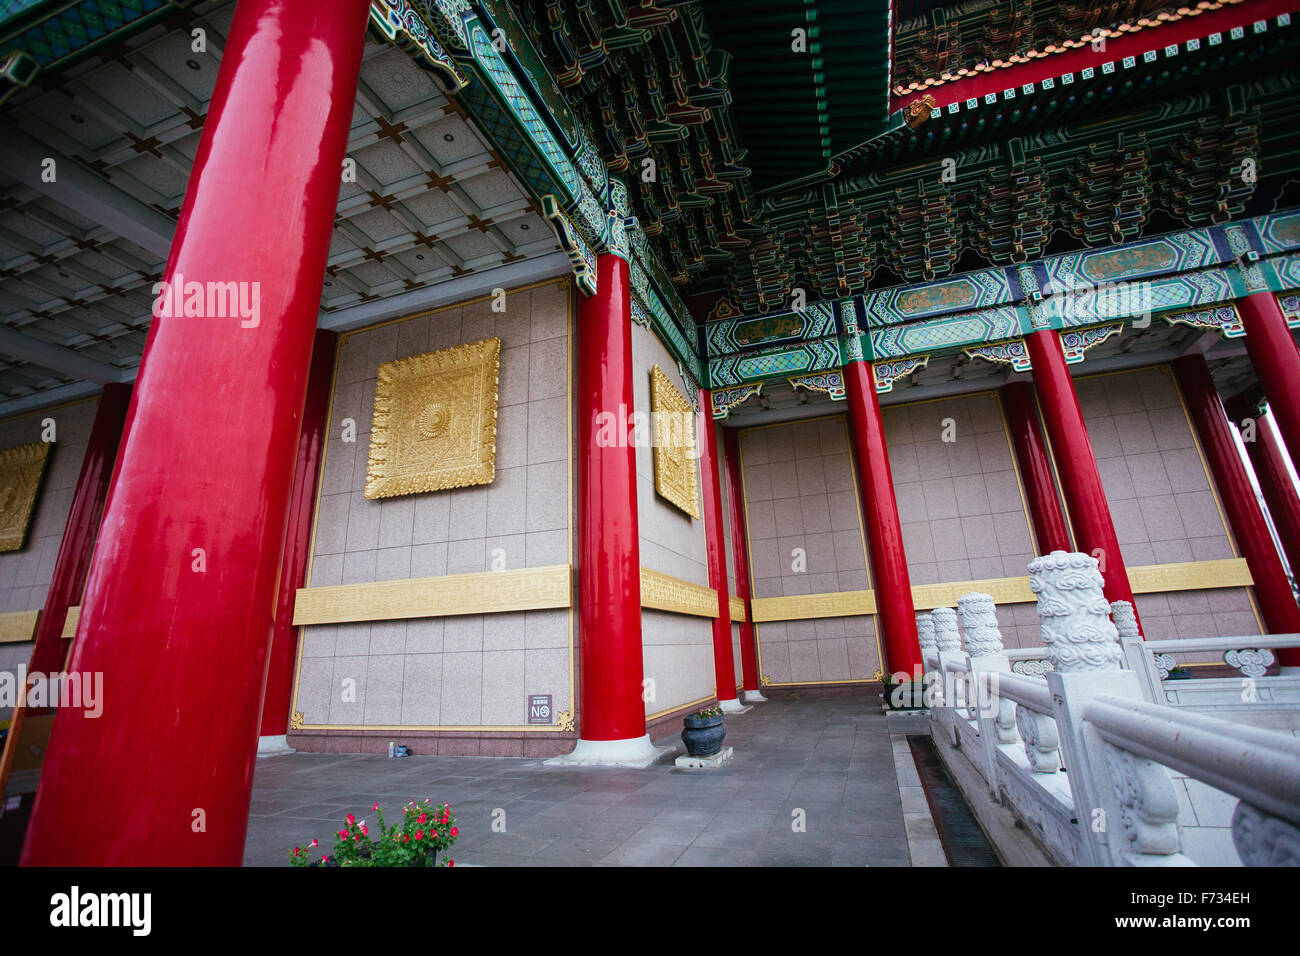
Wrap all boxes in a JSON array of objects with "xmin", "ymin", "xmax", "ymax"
[
  {"xmin": 1002, "ymin": 381, "xmax": 1072, "ymax": 555},
  {"xmin": 1174, "ymin": 356, "xmax": 1300, "ymax": 656},
  {"xmin": 1025, "ymin": 329, "xmax": 1141, "ymax": 627},
  {"xmin": 22, "ymin": 0, "xmax": 372, "ymax": 866},
  {"xmin": 1232, "ymin": 406, "xmax": 1300, "ymax": 587},
  {"xmin": 566, "ymin": 252, "xmax": 657, "ymax": 763},
  {"xmin": 843, "ymin": 360, "xmax": 924, "ymax": 678},
  {"xmin": 0, "ymin": 383, "xmax": 130, "ymax": 796},
  {"xmin": 697, "ymin": 393, "xmax": 740, "ymax": 710},
  {"xmin": 1238, "ymin": 291, "xmax": 1300, "ymax": 475},
  {"xmin": 722, "ymin": 427, "xmax": 763, "ymax": 700},
  {"xmin": 260, "ymin": 329, "xmax": 337, "ymax": 746}
]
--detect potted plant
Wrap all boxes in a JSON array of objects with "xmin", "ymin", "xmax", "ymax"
[
  {"xmin": 881, "ymin": 674, "xmax": 927, "ymax": 711},
  {"xmin": 290, "ymin": 798, "xmax": 458, "ymax": 867},
  {"xmin": 681, "ymin": 705, "xmax": 726, "ymax": 757}
]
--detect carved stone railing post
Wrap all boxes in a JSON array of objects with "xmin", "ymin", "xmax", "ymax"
[
  {"xmin": 916, "ymin": 611, "xmax": 938, "ymax": 671},
  {"xmin": 1112, "ymin": 599, "xmax": 1162, "ymax": 703},
  {"xmin": 1033, "ymin": 551, "xmax": 1186, "ymax": 866},
  {"xmin": 959, "ymin": 592, "xmax": 1016, "ymax": 796},
  {"xmin": 931, "ymin": 607, "xmax": 964, "ymax": 746}
]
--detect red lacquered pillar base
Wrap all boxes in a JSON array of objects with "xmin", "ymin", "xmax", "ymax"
[
  {"xmin": 0, "ymin": 383, "xmax": 130, "ymax": 796},
  {"xmin": 1025, "ymin": 330, "xmax": 1142, "ymax": 629},
  {"xmin": 559, "ymin": 252, "xmax": 658, "ymax": 766},
  {"xmin": 22, "ymin": 0, "xmax": 372, "ymax": 866},
  {"xmin": 1002, "ymin": 381, "xmax": 1071, "ymax": 555},
  {"xmin": 697, "ymin": 393, "xmax": 740, "ymax": 710},
  {"xmin": 1238, "ymin": 291, "xmax": 1300, "ymax": 475},
  {"xmin": 259, "ymin": 329, "xmax": 338, "ymax": 747},
  {"xmin": 723, "ymin": 428, "xmax": 763, "ymax": 700},
  {"xmin": 843, "ymin": 361, "xmax": 923, "ymax": 679},
  {"xmin": 1175, "ymin": 356, "xmax": 1300, "ymax": 657}
]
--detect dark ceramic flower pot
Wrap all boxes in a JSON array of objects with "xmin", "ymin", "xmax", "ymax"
[{"xmin": 681, "ymin": 714, "xmax": 726, "ymax": 756}]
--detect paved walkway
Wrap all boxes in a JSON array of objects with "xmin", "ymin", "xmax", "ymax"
[{"xmin": 243, "ymin": 698, "xmax": 944, "ymax": 867}]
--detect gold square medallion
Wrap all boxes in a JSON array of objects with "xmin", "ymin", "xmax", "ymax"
[
  {"xmin": 650, "ymin": 365, "xmax": 700, "ymax": 519},
  {"xmin": 365, "ymin": 337, "xmax": 501, "ymax": 499},
  {"xmin": 0, "ymin": 441, "xmax": 51, "ymax": 552}
]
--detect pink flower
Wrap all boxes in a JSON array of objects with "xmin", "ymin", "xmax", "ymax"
[
  {"xmin": 448, "ymin": 860, "xmax": 454, "ymax": 867},
  {"xmin": 310, "ymin": 839, "xmax": 318, "ymax": 848},
  {"xmin": 450, "ymin": 827, "xmax": 458, "ymax": 837},
  {"xmin": 431, "ymin": 829, "xmax": 439, "ymax": 839},
  {"xmin": 345, "ymin": 813, "xmax": 355, "ymax": 826},
  {"xmin": 372, "ymin": 803, "xmax": 380, "ymax": 811},
  {"xmin": 337, "ymin": 830, "xmax": 347, "ymax": 839},
  {"xmin": 417, "ymin": 813, "xmax": 427, "ymax": 824},
  {"xmin": 415, "ymin": 830, "xmax": 424, "ymax": 841},
  {"xmin": 360, "ymin": 825, "xmax": 368, "ymax": 836}
]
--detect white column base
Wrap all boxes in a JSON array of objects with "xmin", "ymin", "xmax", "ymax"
[
  {"xmin": 718, "ymin": 698, "xmax": 751, "ymax": 714},
  {"xmin": 257, "ymin": 734, "xmax": 295, "ymax": 757},
  {"xmin": 544, "ymin": 734, "xmax": 672, "ymax": 768},
  {"xmin": 742, "ymin": 690, "xmax": 768, "ymax": 703}
]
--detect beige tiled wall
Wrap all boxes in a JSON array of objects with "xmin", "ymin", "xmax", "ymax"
[
  {"xmin": 1075, "ymin": 365, "xmax": 1261, "ymax": 641},
  {"xmin": 740, "ymin": 415, "xmax": 881, "ymax": 684},
  {"xmin": 0, "ymin": 397, "xmax": 98, "ymax": 615},
  {"xmin": 882, "ymin": 390, "xmax": 1041, "ymax": 648},
  {"xmin": 632, "ymin": 322, "xmax": 714, "ymax": 714},
  {"xmin": 293, "ymin": 279, "xmax": 574, "ymax": 728}
]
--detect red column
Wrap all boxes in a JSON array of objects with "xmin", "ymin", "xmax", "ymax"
[
  {"xmin": 722, "ymin": 427, "xmax": 762, "ymax": 698},
  {"xmin": 576, "ymin": 254, "xmax": 647, "ymax": 745},
  {"xmin": 1174, "ymin": 356, "xmax": 1300, "ymax": 653},
  {"xmin": 1238, "ymin": 291, "xmax": 1300, "ymax": 476},
  {"xmin": 22, "ymin": 0, "xmax": 372, "ymax": 866},
  {"xmin": 0, "ymin": 384, "xmax": 130, "ymax": 796},
  {"xmin": 1002, "ymin": 381, "xmax": 1071, "ymax": 554},
  {"xmin": 843, "ymin": 360, "xmax": 923, "ymax": 678},
  {"xmin": 1238, "ymin": 410, "xmax": 1300, "ymax": 586},
  {"xmin": 260, "ymin": 329, "xmax": 337, "ymax": 742},
  {"xmin": 697, "ymin": 393, "xmax": 739, "ymax": 709},
  {"xmin": 1025, "ymin": 329, "xmax": 1141, "ymax": 626}
]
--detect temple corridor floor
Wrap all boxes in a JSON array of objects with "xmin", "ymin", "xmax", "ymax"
[{"xmin": 242, "ymin": 698, "xmax": 951, "ymax": 867}]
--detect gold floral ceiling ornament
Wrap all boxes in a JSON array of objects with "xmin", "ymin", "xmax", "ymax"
[
  {"xmin": 0, "ymin": 441, "xmax": 51, "ymax": 553},
  {"xmin": 365, "ymin": 337, "xmax": 501, "ymax": 499},
  {"xmin": 650, "ymin": 364, "xmax": 700, "ymax": 519}
]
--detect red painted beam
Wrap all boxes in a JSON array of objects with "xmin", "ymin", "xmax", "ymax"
[{"xmin": 894, "ymin": 0, "xmax": 1295, "ymax": 113}]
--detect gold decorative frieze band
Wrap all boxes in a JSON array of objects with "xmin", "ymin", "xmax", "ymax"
[
  {"xmin": 293, "ymin": 565, "xmax": 573, "ymax": 626},
  {"xmin": 749, "ymin": 560, "xmax": 1255, "ymax": 623},
  {"xmin": 911, "ymin": 575, "xmax": 1036, "ymax": 611},
  {"xmin": 729, "ymin": 595, "xmax": 747, "ymax": 622},
  {"xmin": 751, "ymin": 590, "xmax": 876, "ymax": 622},
  {"xmin": 1129, "ymin": 558, "xmax": 1252, "ymax": 593},
  {"xmin": 639, "ymin": 567, "xmax": 718, "ymax": 618},
  {"xmin": 0, "ymin": 610, "xmax": 39, "ymax": 643}
]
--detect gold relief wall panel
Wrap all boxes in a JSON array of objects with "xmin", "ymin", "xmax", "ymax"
[
  {"xmin": 365, "ymin": 337, "xmax": 500, "ymax": 499},
  {"xmin": 650, "ymin": 365, "xmax": 700, "ymax": 519},
  {"xmin": 0, "ymin": 442, "xmax": 51, "ymax": 553},
  {"xmin": 639, "ymin": 566, "xmax": 719, "ymax": 618}
]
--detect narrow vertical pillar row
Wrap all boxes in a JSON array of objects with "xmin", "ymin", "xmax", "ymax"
[
  {"xmin": 555, "ymin": 253, "xmax": 661, "ymax": 767},
  {"xmin": 722, "ymin": 427, "xmax": 764, "ymax": 701},
  {"xmin": 1237, "ymin": 291, "xmax": 1300, "ymax": 475},
  {"xmin": 22, "ymin": 0, "xmax": 373, "ymax": 866},
  {"xmin": 843, "ymin": 360, "xmax": 924, "ymax": 678},
  {"xmin": 1024, "ymin": 329, "xmax": 1141, "ymax": 629},
  {"xmin": 0, "ymin": 383, "xmax": 131, "ymax": 797},
  {"xmin": 260, "ymin": 329, "xmax": 338, "ymax": 750},
  {"xmin": 1001, "ymin": 381, "xmax": 1071, "ymax": 555},
  {"xmin": 696, "ymin": 394, "xmax": 741, "ymax": 711},
  {"xmin": 1174, "ymin": 355, "xmax": 1300, "ymax": 657}
]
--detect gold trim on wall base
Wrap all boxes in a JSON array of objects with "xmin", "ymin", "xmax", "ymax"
[
  {"xmin": 292, "ymin": 565, "xmax": 573, "ymax": 626},
  {"xmin": 728, "ymin": 595, "xmax": 746, "ymax": 622},
  {"xmin": 639, "ymin": 567, "xmax": 719, "ymax": 618},
  {"xmin": 751, "ymin": 590, "xmax": 876, "ymax": 622},
  {"xmin": 0, "ymin": 610, "xmax": 39, "ymax": 643}
]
